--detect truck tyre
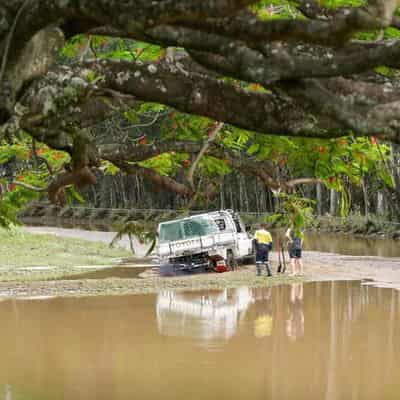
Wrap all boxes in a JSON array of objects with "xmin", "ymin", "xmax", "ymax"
[
  {"xmin": 159, "ymin": 263, "xmax": 176, "ymax": 277},
  {"xmin": 226, "ymin": 251, "xmax": 237, "ymax": 271},
  {"xmin": 242, "ymin": 254, "xmax": 256, "ymax": 265}
]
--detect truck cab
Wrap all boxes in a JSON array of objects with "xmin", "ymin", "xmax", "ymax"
[{"xmin": 157, "ymin": 210, "xmax": 254, "ymax": 274}]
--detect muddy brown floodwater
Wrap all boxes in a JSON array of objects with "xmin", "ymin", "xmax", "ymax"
[
  {"xmin": 304, "ymin": 231, "xmax": 400, "ymax": 258},
  {"xmin": 0, "ymin": 281, "xmax": 399, "ymax": 400}
]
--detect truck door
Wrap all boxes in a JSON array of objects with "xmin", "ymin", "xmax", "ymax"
[{"xmin": 234, "ymin": 216, "xmax": 253, "ymax": 257}]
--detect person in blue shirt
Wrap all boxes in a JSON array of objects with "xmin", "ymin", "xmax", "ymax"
[{"xmin": 285, "ymin": 227, "xmax": 304, "ymax": 276}]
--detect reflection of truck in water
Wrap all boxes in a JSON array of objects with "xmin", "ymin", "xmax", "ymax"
[
  {"xmin": 156, "ymin": 288, "xmax": 255, "ymax": 341},
  {"xmin": 156, "ymin": 210, "xmax": 254, "ymax": 274}
]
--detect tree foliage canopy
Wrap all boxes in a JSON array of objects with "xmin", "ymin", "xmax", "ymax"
[{"xmin": 0, "ymin": 0, "xmax": 400, "ymax": 224}]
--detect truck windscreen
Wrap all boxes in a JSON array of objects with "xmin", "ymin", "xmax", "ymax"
[{"xmin": 159, "ymin": 217, "xmax": 219, "ymax": 243}]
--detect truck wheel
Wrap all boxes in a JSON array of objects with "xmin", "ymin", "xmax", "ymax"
[
  {"xmin": 242, "ymin": 254, "xmax": 256, "ymax": 265},
  {"xmin": 159, "ymin": 263, "xmax": 176, "ymax": 277},
  {"xmin": 226, "ymin": 251, "xmax": 237, "ymax": 271}
]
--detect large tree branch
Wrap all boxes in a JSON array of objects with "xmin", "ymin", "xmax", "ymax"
[
  {"xmin": 187, "ymin": 122, "xmax": 223, "ymax": 190},
  {"xmin": 98, "ymin": 141, "xmax": 203, "ymax": 162},
  {"xmin": 83, "ymin": 58, "xmax": 341, "ymax": 138},
  {"xmin": 15, "ymin": 58, "xmax": 400, "ymax": 146},
  {"xmin": 0, "ymin": 26, "xmax": 64, "ymax": 123},
  {"xmin": 175, "ymin": 1, "xmax": 399, "ymax": 47},
  {"xmin": 283, "ymin": 78, "xmax": 400, "ymax": 143},
  {"xmin": 103, "ymin": 141, "xmax": 320, "ymax": 198},
  {"xmin": 17, "ymin": 59, "xmax": 328, "ymax": 142},
  {"xmin": 110, "ymin": 159, "xmax": 192, "ymax": 197},
  {"xmin": 11, "ymin": 165, "xmax": 97, "ymax": 206},
  {"xmin": 143, "ymin": 25, "xmax": 400, "ymax": 86},
  {"xmin": 1, "ymin": 0, "xmax": 400, "ymax": 141},
  {"xmin": 0, "ymin": 0, "xmax": 399, "ymax": 122},
  {"xmin": 0, "ymin": 0, "xmax": 255, "ymax": 123},
  {"xmin": 0, "ymin": 0, "xmax": 255, "ymax": 47}
]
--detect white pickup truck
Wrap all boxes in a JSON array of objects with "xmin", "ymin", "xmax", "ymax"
[{"xmin": 156, "ymin": 210, "xmax": 254, "ymax": 274}]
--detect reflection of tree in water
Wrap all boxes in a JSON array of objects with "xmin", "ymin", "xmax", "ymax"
[
  {"xmin": 286, "ymin": 283, "xmax": 304, "ymax": 341},
  {"xmin": 156, "ymin": 287, "xmax": 255, "ymax": 341}
]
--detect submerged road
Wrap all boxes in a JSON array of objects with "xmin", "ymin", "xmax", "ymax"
[{"xmin": 22, "ymin": 226, "xmax": 400, "ymax": 290}]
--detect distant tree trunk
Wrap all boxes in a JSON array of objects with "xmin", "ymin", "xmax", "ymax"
[
  {"xmin": 229, "ymin": 184, "xmax": 234, "ymax": 210},
  {"xmin": 242, "ymin": 176, "xmax": 249, "ymax": 211},
  {"xmin": 255, "ymin": 180, "xmax": 260, "ymax": 213},
  {"xmin": 273, "ymin": 192, "xmax": 280, "ymax": 212},
  {"xmin": 120, "ymin": 176, "xmax": 127, "ymax": 208},
  {"xmin": 219, "ymin": 180, "xmax": 225, "ymax": 209},
  {"xmin": 267, "ymin": 190, "xmax": 273, "ymax": 212},
  {"xmin": 239, "ymin": 176, "xmax": 244, "ymax": 211},
  {"xmin": 128, "ymin": 233, "xmax": 135, "ymax": 254},
  {"xmin": 377, "ymin": 192, "xmax": 384, "ymax": 216},
  {"xmin": 361, "ymin": 178, "xmax": 369, "ymax": 217},
  {"xmin": 329, "ymin": 189, "xmax": 337, "ymax": 216},
  {"xmin": 316, "ymin": 182, "xmax": 322, "ymax": 216}
]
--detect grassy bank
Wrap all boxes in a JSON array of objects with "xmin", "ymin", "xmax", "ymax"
[{"xmin": 0, "ymin": 228, "xmax": 131, "ymax": 281}]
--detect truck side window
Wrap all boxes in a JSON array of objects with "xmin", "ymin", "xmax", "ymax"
[
  {"xmin": 214, "ymin": 218, "xmax": 226, "ymax": 231},
  {"xmin": 234, "ymin": 219, "xmax": 242, "ymax": 233}
]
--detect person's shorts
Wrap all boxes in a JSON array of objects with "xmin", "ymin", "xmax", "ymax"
[
  {"xmin": 256, "ymin": 245, "xmax": 270, "ymax": 263},
  {"xmin": 289, "ymin": 248, "xmax": 302, "ymax": 259}
]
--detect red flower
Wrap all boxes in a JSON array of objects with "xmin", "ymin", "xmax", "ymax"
[
  {"xmin": 249, "ymin": 83, "xmax": 261, "ymax": 91},
  {"xmin": 370, "ymin": 136, "xmax": 378, "ymax": 145}
]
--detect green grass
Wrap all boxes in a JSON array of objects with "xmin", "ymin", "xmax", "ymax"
[{"xmin": 0, "ymin": 228, "xmax": 130, "ymax": 269}]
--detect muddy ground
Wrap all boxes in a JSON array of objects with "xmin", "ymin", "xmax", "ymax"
[
  {"xmin": 0, "ymin": 226, "xmax": 397, "ymax": 299},
  {"xmin": 0, "ymin": 249, "xmax": 399, "ymax": 300}
]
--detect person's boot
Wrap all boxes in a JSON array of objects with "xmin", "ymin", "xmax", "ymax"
[
  {"xmin": 256, "ymin": 262, "xmax": 262, "ymax": 276},
  {"xmin": 265, "ymin": 262, "xmax": 272, "ymax": 277}
]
